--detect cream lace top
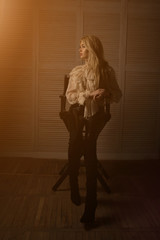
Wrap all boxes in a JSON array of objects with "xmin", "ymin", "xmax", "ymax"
[{"xmin": 66, "ymin": 64, "xmax": 122, "ymax": 118}]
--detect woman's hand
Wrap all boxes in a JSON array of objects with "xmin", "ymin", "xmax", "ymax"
[{"xmin": 89, "ymin": 88, "xmax": 107, "ymax": 101}]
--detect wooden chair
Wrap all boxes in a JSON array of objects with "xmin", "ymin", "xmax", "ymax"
[{"xmin": 52, "ymin": 75, "xmax": 111, "ymax": 193}]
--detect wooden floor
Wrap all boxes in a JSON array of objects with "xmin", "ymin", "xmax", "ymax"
[{"xmin": 0, "ymin": 157, "xmax": 160, "ymax": 240}]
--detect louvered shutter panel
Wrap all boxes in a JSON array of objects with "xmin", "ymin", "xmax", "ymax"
[
  {"xmin": 123, "ymin": 0, "xmax": 160, "ymax": 158},
  {"xmin": 0, "ymin": 0, "xmax": 159, "ymax": 159},
  {"xmin": 83, "ymin": 0, "xmax": 123, "ymax": 159},
  {"xmin": 0, "ymin": 3, "xmax": 34, "ymax": 153},
  {"xmin": 37, "ymin": 1, "xmax": 80, "ymax": 158}
]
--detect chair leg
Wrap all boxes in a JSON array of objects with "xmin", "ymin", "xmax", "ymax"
[
  {"xmin": 52, "ymin": 161, "xmax": 111, "ymax": 193},
  {"xmin": 52, "ymin": 165, "xmax": 69, "ymax": 191},
  {"xmin": 97, "ymin": 161, "xmax": 110, "ymax": 180},
  {"xmin": 97, "ymin": 170, "xmax": 111, "ymax": 193},
  {"xmin": 59, "ymin": 162, "xmax": 69, "ymax": 175}
]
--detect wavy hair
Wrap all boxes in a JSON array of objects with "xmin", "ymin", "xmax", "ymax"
[{"xmin": 80, "ymin": 35, "xmax": 109, "ymax": 87}]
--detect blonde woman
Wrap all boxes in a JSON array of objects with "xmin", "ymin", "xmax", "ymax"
[{"xmin": 66, "ymin": 35, "xmax": 122, "ymax": 225}]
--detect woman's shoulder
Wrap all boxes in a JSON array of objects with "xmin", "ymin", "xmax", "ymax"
[{"xmin": 69, "ymin": 65, "xmax": 84, "ymax": 76}]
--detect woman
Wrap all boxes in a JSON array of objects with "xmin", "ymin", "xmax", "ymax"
[{"xmin": 66, "ymin": 35, "xmax": 122, "ymax": 224}]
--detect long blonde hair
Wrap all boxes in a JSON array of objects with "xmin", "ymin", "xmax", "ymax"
[{"xmin": 80, "ymin": 35, "xmax": 109, "ymax": 88}]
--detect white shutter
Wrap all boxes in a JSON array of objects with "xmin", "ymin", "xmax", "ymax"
[
  {"xmin": 0, "ymin": 4, "xmax": 34, "ymax": 152},
  {"xmin": 83, "ymin": 0, "xmax": 123, "ymax": 158},
  {"xmin": 0, "ymin": 0, "xmax": 159, "ymax": 159},
  {"xmin": 123, "ymin": 0, "xmax": 160, "ymax": 158},
  {"xmin": 36, "ymin": 1, "xmax": 80, "ymax": 157}
]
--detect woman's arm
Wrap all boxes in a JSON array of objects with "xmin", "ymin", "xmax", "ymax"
[
  {"xmin": 65, "ymin": 76, "xmax": 78, "ymax": 105},
  {"xmin": 66, "ymin": 76, "xmax": 91, "ymax": 105},
  {"xmin": 90, "ymin": 68, "xmax": 122, "ymax": 103},
  {"xmin": 89, "ymin": 88, "xmax": 109, "ymax": 101}
]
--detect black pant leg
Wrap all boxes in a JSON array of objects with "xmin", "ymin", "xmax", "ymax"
[
  {"xmin": 68, "ymin": 105, "xmax": 85, "ymax": 180},
  {"xmin": 84, "ymin": 110, "xmax": 108, "ymax": 205}
]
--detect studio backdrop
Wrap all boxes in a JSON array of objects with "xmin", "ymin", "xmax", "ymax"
[{"xmin": 0, "ymin": 0, "xmax": 160, "ymax": 160}]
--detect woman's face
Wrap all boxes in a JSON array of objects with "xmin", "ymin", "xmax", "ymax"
[{"xmin": 79, "ymin": 40, "xmax": 89, "ymax": 60}]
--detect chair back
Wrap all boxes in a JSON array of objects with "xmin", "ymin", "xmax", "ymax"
[{"xmin": 59, "ymin": 75, "xmax": 70, "ymax": 131}]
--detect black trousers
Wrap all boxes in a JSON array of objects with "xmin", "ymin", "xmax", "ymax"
[{"xmin": 68, "ymin": 104, "xmax": 110, "ymax": 205}]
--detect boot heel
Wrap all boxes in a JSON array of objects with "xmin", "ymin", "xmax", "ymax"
[{"xmin": 80, "ymin": 203, "xmax": 97, "ymax": 223}]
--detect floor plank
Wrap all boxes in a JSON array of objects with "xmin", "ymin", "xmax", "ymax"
[{"xmin": 0, "ymin": 158, "xmax": 160, "ymax": 239}]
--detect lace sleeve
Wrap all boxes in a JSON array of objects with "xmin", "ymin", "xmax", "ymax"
[{"xmin": 65, "ymin": 75, "xmax": 78, "ymax": 105}]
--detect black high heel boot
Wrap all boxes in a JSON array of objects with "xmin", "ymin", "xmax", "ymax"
[
  {"xmin": 70, "ymin": 177, "xmax": 81, "ymax": 206},
  {"xmin": 71, "ymin": 188, "xmax": 81, "ymax": 206},
  {"xmin": 80, "ymin": 202, "xmax": 97, "ymax": 223}
]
